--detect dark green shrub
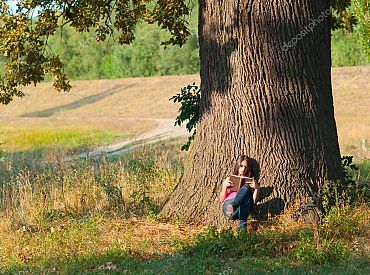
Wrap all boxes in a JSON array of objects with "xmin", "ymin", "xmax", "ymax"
[
  {"xmin": 321, "ymin": 156, "xmax": 369, "ymax": 214},
  {"xmin": 341, "ymin": 156, "xmax": 369, "ymax": 204},
  {"xmin": 183, "ymin": 226, "xmax": 290, "ymax": 260},
  {"xmin": 170, "ymin": 83, "xmax": 201, "ymax": 151},
  {"xmin": 292, "ymin": 230, "xmax": 347, "ymax": 264},
  {"xmin": 321, "ymin": 205, "xmax": 361, "ymax": 240},
  {"xmin": 331, "ymin": 29, "xmax": 370, "ymax": 67}
]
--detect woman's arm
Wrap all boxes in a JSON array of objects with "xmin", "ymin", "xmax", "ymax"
[
  {"xmin": 219, "ymin": 177, "xmax": 232, "ymax": 203},
  {"xmin": 250, "ymin": 179, "xmax": 260, "ymax": 204},
  {"xmin": 253, "ymin": 188, "xmax": 260, "ymax": 204}
]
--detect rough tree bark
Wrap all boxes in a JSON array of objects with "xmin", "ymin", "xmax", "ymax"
[{"xmin": 161, "ymin": 0, "xmax": 344, "ymax": 225}]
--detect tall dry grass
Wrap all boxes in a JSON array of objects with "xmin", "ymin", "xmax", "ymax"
[{"xmin": 0, "ymin": 143, "xmax": 185, "ymax": 227}]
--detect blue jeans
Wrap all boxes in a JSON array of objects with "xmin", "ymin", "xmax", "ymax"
[{"xmin": 222, "ymin": 184, "xmax": 254, "ymax": 229}]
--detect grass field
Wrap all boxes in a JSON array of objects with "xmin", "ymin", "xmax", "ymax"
[
  {"xmin": 2, "ymin": 75, "xmax": 196, "ymax": 119},
  {"xmin": 0, "ymin": 144, "xmax": 369, "ymax": 274},
  {"xmin": 1, "ymin": 213, "xmax": 368, "ymax": 274},
  {"xmin": 0, "ymin": 67, "xmax": 369, "ymax": 273},
  {"xmin": 0, "ymin": 127, "xmax": 127, "ymax": 152}
]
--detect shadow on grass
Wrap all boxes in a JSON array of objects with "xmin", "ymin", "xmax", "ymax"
[
  {"xmin": 3, "ymin": 246, "xmax": 369, "ymax": 275},
  {"xmin": 2, "ymin": 226, "xmax": 369, "ymax": 274},
  {"xmin": 0, "ymin": 144, "xmax": 91, "ymax": 175},
  {"xmin": 21, "ymin": 84, "xmax": 135, "ymax": 118}
]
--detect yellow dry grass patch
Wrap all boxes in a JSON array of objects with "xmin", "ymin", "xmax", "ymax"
[
  {"xmin": 332, "ymin": 66, "xmax": 370, "ymax": 160},
  {"xmin": 5, "ymin": 75, "xmax": 200, "ymax": 119},
  {"xmin": 0, "ymin": 215, "xmax": 205, "ymax": 268},
  {"xmin": 96, "ymin": 217, "xmax": 204, "ymax": 259}
]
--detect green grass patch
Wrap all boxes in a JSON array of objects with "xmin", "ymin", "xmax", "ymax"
[
  {"xmin": 357, "ymin": 160, "xmax": 370, "ymax": 177},
  {"xmin": 1, "ymin": 214, "xmax": 369, "ymax": 274},
  {"xmin": 0, "ymin": 147, "xmax": 369, "ymax": 274},
  {"xmin": 0, "ymin": 127, "xmax": 129, "ymax": 153}
]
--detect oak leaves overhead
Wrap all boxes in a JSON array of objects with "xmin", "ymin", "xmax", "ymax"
[{"xmin": 0, "ymin": 0, "xmax": 190, "ymax": 104}]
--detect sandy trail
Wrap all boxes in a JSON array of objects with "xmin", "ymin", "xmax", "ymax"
[{"xmin": 78, "ymin": 118, "xmax": 189, "ymax": 158}]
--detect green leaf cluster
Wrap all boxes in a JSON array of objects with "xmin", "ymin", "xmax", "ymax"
[
  {"xmin": 320, "ymin": 156, "xmax": 369, "ymax": 216},
  {"xmin": 0, "ymin": 0, "xmax": 191, "ymax": 103},
  {"xmin": 331, "ymin": 0, "xmax": 357, "ymax": 31},
  {"xmin": 170, "ymin": 82, "xmax": 201, "ymax": 151},
  {"xmin": 0, "ymin": 2, "xmax": 71, "ymax": 104},
  {"xmin": 348, "ymin": 0, "xmax": 370, "ymax": 57},
  {"xmin": 331, "ymin": 0, "xmax": 370, "ymax": 58}
]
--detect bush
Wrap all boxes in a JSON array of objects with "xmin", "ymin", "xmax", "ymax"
[
  {"xmin": 293, "ymin": 230, "xmax": 347, "ymax": 264},
  {"xmin": 292, "ymin": 198, "xmax": 368, "ymax": 265},
  {"xmin": 331, "ymin": 29, "xmax": 370, "ymax": 67},
  {"xmin": 183, "ymin": 226, "xmax": 292, "ymax": 261},
  {"xmin": 291, "ymin": 155, "xmax": 370, "ymax": 265},
  {"xmin": 320, "ymin": 157, "xmax": 369, "ymax": 215}
]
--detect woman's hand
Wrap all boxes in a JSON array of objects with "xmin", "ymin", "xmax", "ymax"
[
  {"xmin": 249, "ymin": 178, "xmax": 260, "ymax": 190},
  {"xmin": 250, "ymin": 178, "xmax": 260, "ymax": 204},
  {"xmin": 222, "ymin": 177, "xmax": 233, "ymax": 189}
]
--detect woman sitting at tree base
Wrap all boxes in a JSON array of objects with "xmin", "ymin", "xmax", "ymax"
[{"xmin": 220, "ymin": 155, "xmax": 260, "ymax": 229}]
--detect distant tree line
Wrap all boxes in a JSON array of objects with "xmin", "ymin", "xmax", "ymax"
[
  {"xmin": 42, "ymin": 28, "xmax": 370, "ymax": 81},
  {"xmin": 42, "ymin": 7, "xmax": 200, "ymax": 81},
  {"xmin": 0, "ymin": 6, "xmax": 368, "ymax": 81},
  {"xmin": 44, "ymin": 22, "xmax": 200, "ymax": 80}
]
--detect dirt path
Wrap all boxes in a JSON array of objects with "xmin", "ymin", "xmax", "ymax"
[{"xmin": 78, "ymin": 118, "xmax": 189, "ymax": 158}]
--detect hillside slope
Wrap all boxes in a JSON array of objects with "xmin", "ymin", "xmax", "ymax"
[{"xmin": 0, "ymin": 66, "xmax": 369, "ymax": 159}]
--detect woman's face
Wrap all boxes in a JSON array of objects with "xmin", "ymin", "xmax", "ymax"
[{"xmin": 238, "ymin": 160, "xmax": 248, "ymax": 176}]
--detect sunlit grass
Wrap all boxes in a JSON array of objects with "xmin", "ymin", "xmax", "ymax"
[
  {"xmin": 0, "ymin": 127, "xmax": 129, "ymax": 153},
  {"xmin": 0, "ymin": 140, "xmax": 369, "ymax": 273},
  {"xmin": 0, "ymin": 143, "xmax": 189, "ymax": 272},
  {"xmin": 0, "ymin": 206, "xmax": 368, "ymax": 274}
]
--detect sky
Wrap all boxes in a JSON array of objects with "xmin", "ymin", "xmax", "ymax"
[
  {"xmin": 5, "ymin": 1, "xmax": 41, "ymax": 15},
  {"xmin": 7, "ymin": 1, "xmax": 18, "ymax": 12}
]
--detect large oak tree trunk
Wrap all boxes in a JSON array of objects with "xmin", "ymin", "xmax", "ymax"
[{"xmin": 161, "ymin": 0, "xmax": 343, "ymax": 225}]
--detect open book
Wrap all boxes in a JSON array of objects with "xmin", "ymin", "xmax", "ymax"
[{"xmin": 228, "ymin": 175, "xmax": 254, "ymax": 192}]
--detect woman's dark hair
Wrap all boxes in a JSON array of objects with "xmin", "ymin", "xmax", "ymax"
[{"xmin": 232, "ymin": 155, "xmax": 255, "ymax": 177}]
